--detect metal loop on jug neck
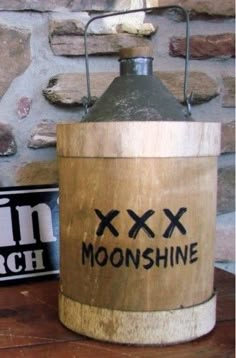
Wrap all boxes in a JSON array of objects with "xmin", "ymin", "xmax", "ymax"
[{"xmin": 83, "ymin": 5, "xmax": 191, "ymax": 116}]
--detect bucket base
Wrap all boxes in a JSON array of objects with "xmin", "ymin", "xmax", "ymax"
[{"xmin": 59, "ymin": 292, "xmax": 216, "ymax": 345}]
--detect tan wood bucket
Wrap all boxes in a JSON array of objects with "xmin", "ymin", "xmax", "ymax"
[{"xmin": 57, "ymin": 120, "xmax": 221, "ymax": 345}]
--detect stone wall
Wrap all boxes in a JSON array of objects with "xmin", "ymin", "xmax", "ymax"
[{"xmin": 0, "ymin": 0, "xmax": 235, "ymax": 272}]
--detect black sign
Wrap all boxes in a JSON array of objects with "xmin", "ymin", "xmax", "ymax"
[{"xmin": 0, "ymin": 184, "xmax": 59, "ymax": 283}]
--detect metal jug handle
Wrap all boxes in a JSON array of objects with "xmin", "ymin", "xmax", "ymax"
[{"xmin": 83, "ymin": 5, "xmax": 192, "ymax": 116}]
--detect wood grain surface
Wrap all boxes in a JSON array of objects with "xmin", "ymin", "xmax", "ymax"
[
  {"xmin": 0, "ymin": 268, "xmax": 234, "ymax": 357},
  {"xmin": 57, "ymin": 121, "xmax": 221, "ymax": 158},
  {"xmin": 59, "ymin": 156, "xmax": 217, "ymax": 311},
  {"xmin": 57, "ymin": 120, "xmax": 221, "ymax": 343}
]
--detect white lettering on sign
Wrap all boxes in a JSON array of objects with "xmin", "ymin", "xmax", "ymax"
[
  {"xmin": 0, "ymin": 186, "xmax": 59, "ymax": 282},
  {"xmin": 0, "ymin": 255, "xmax": 7, "ymax": 274},
  {"xmin": 0, "ymin": 199, "xmax": 57, "ymax": 247},
  {"xmin": 7, "ymin": 252, "xmax": 23, "ymax": 273},
  {"xmin": 0, "ymin": 198, "xmax": 15, "ymax": 247},
  {"xmin": 24, "ymin": 250, "xmax": 45, "ymax": 271},
  {"xmin": 16, "ymin": 204, "xmax": 57, "ymax": 245},
  {"xmin": 0, "ymin": 250, "xmax": 45, "ymax": 274}
]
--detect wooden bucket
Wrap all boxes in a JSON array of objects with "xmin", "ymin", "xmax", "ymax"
[{"xmin": 57, "ymin": 120, "xmax": 221, "ymax": 345}]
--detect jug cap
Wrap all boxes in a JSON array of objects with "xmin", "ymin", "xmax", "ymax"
[{"xmin": 119, "ymin": 46, "xmax": 154, "ymax": 60}]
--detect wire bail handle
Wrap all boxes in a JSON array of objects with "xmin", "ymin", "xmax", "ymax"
[{"xmin": 83, "ymin": 5, "xmax": 192, "ymax": 116}]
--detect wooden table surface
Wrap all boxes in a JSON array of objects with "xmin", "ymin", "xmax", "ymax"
[{"xmin": 0, "ymin": 268, "xmax": 234, "ymax": 357}]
